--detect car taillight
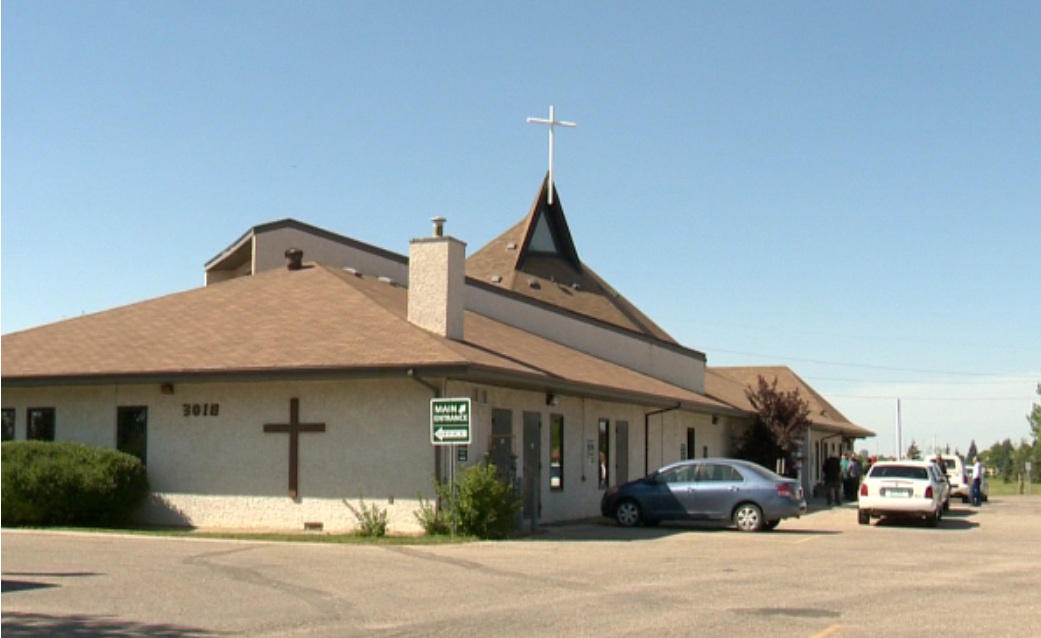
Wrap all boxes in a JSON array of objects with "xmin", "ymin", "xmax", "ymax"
[
  {"xmin": 860, "ymin": 484, "xmax": 868, "ymax": 496},
  {"xmin": 925, "ymin": 485, "xmax": 933, "ymax": 498},
  {"xmin": 776, "ymin": 484, "xmax": 792, "ymax": 498}
]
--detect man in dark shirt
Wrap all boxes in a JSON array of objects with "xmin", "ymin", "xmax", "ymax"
[{"xmin": 823, "ymin": 454, "xmax": 842, "ymax": 506}]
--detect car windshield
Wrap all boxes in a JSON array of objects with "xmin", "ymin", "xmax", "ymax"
[{"xmin": 870, "ymin": 465, "xmax": 929, "ymax": 480}]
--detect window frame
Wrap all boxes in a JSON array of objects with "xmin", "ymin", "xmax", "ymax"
[
  {"xmin": 2, "ymin": 408, "xmax": 14, "ymax": 441},
  {"xmin": 27, "ymin": 407, "xmax": 56, "ymax": 441},
  {"xmin": 117, "ymin": 405, "xmax": 148, "ymax": 464},
  {"xmin": 549, "ymin": 413, "xmax": 564, "ymax": 491}
]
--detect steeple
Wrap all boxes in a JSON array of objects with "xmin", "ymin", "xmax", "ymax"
[
  {"xmin": 516, "ymin": 173, "xmax": 581, "ymax": 273},
  {"xmin": 465, "ymin": 176, "xmax": 677, "ymax": 344}
]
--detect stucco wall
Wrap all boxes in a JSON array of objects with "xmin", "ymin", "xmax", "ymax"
[
  {"xmin": 255, "ymin": 228, "xmax": 409, "ymax": 283},
  {"xmin": 2, "ymin": 378, "xmax": 733, "ymax": 533}
]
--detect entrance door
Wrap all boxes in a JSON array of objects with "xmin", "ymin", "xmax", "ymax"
[
  {"xmin": 687, "ymin": 428, "xmax": 697, "ymax": 460},
  {"xmin": 522, "ymin": 411, "xmax": 541, "ymax": 520},
  {"xmin": 489, "ymin": 409, "xmax": 514, "ymax": 484},
  {"xmin": 615, "ymin": 421, "xmax": 629, "ymax": 485}
]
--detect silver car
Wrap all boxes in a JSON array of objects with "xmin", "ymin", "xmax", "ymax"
[{"xmin": 600, "ymin": 458, "xmax": 807, "ymax": 532}]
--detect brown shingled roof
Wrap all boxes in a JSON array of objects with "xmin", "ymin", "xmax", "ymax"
[
  {"xmin": 2, "ymin": 264, "xmax": 731, "ymax": 413},
  {"xmin": 706, "ymin": 366, "xmax": 875, "ymax": 438}
]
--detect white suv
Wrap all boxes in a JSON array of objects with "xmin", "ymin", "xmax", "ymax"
[
  {"xmin": 928, "ymin": 454, "xmax": 970, "ymax": 502},
  {"xmin": 858, "ymin": 460, "xmax": 946, "ymax": 527}
]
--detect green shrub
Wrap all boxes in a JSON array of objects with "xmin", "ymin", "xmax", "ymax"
[
  {"xmin": 2, "ymin": 441, "xmax": 150, "ymax": 527},
  {"xmin": 343, "ymin": 494, "xmax": 388, "ymax": 537},
  {"xmin": 443, "ymin": 462, "xmax": 520, "ymax": 540},
  {"xmin": 413, "ymin": 494, "xmax": 452, "ymax": 536}
]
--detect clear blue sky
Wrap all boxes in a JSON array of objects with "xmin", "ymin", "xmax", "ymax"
[{"xmin": 3, "ymin": 2, "xmax": 1039, "ymax": 456}]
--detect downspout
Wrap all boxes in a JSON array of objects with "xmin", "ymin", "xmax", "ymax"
[
  {"xmin": 408, "ymin": 369, "xmax": 444, "ymax": 487},
  {"xmin": 644, "ymin": 404, "xmax": 681, "ymax": 476}
]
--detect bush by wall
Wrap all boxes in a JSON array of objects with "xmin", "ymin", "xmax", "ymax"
[
  {"xmin": 444, "ymin": 462, "xmax": 521, "ymax": 540},
  {"xmin": 2, "ymin": 441, "xmax": 150, "ymax": 527}
]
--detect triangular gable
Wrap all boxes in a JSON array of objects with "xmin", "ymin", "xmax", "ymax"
[{"xmin": 516, "ymin": 175, "xmax": 581, "ymax": 273}]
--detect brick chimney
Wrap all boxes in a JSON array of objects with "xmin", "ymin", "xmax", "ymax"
[{"xmin": 408, "ymin": 217, "xmax": 465, "ymax": 340}]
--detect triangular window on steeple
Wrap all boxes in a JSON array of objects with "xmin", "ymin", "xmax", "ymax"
[
  {"xmin": 528, "ymin": 211, "xmax": 558, "ymax": 254},
  {"xmin": 515, "ymin": 177, "xmax": 582, "ymax": 273}
]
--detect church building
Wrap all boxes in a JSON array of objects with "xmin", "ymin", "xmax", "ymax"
[{"xmin": 2, "ymin": 137, "xmax": 872, "ymax": 533}]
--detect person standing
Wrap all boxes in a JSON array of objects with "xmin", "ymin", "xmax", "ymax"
[
  {"xmin": 823, "ymin": 453, "xmax": 842, "ymax": 506},
  {"xmin": 971, "ymin": 456, "xmax": 984, "ymax": 506},
  {"xmin": 847, "ymin": 453, "xmax": 863, "ymax": 501}
]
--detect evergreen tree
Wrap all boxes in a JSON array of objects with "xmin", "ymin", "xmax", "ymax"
[
  {"xmin": 1028, "ymin": 382, "xmax": 1041, "ymax": 443},
  {"xmin": 906, "ymin": 440, "xmax": 921, "ymax": 460},
  {"xmin": 966, "ymin": 440, "xmax": 978, "ymax": 463}
]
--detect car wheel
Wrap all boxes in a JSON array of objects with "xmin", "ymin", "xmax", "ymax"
[
  {"xmin": 762, "ymin": 520, "xmax": 780, "ymax": 531},
  {"xmin": 614, "ymin": 499, "xmax": 642, "ymax": 527},
  {"xmin": 943, "ymin": 498, "xmax": 950, "ymax": 512},
  {"xmin": 926, "ymin": 510, "xmax": 939, "ymax": 528},
  {"xmin": 961, "ymin": 495, "xmax": 969, "ymax": 503},
  {"xmin": 733, "ymin": 503, "xmax": 764, "ymax": 532},
  {"xmin": 983, "ymin": 493, "xmax": 989, "ymax": 502},
  {"xmin": 858, "ymin": 509, "xmax": 870, "ymax": 525}
]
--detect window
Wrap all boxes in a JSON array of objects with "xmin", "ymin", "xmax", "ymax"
[
  {"xmin": 660, "ymin": 464, "xmax": 697, "ymax": 484},
  {"xmin": 869, "ymin": 465, "xmax": 928, "ymax": 480},
  {"xmin": 117, "ymin": 406, "xmax": 148, "ymax": 463},
  {"xmin": 598, "ymin": 419, "xmax": 610, "ymax": 489},
  {"xmin": 549, "ymin": 414, "xmax": 564, "ymax": 491},
  {"xmin": 2, "ymin": 409, "xmax": 14, "ymax": 441},
  {"xmin": 27, "ymin": 408, "xmax": 55, "ymax": 441},
  {"xmin": 698, "ymin": 463, "xmax": 744, "ymax": 483}
]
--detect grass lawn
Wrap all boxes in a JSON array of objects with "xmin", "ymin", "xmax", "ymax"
[{"xmin": 986, "ymin": 479, "xmax": 1039, "ymax": 497}]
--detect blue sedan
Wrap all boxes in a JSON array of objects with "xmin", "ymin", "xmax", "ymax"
[{"xmin": 600, "ymin": 458, "xmax": 807, "ymax": 532}]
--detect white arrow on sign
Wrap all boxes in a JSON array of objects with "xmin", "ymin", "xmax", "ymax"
[{"xmin": 434, "ymin": 427, "xmax": 468, "ymax": 441}]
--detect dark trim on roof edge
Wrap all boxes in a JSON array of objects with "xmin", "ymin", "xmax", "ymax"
[{"xmin": 204, "ymin": 218, "xmax": 408, "ymax": 270}]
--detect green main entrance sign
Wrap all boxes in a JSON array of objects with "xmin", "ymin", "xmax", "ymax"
[{"xmin": 430, "ymin": 398, "xmax": 472, "ymax": 445}]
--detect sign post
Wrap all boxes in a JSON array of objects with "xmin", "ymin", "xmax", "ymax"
[{"xmin": 431, "ymin": 398, "xmax": 471, "ymax": 538}]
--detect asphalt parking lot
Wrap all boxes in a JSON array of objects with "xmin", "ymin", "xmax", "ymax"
[{"xmin": 4, "ymin": 496, "xmax": 1041, "ymax": 637}]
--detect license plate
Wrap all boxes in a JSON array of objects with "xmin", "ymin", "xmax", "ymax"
[{"xmin": 885, "ymin": 488, "xmax": 911, "ymax": 498}]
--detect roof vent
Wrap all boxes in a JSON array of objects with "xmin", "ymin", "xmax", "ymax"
[
  {"xmin": 432, "ymin": 216, "xmax": 447, "ymax": 238},
  {"xmin": 527, "ymin": 277, "xmax": 540, "ymax": 290},
  {"xmin": 490, "ymin": 275, "xmax": 503, "ymax": 284},
  {"xmin": 506, "ymin": 242, "xmax": 518, "ymax": 250},
  {"xmin": 378, "ymin": 276, "xmax": 397, "ymax": 286},
  {"xmin": 285, "ymin": 248, "xmax": 304, "ymax": 271},
  {"xmin": 571, "ymin": 282, "xmax": 581, "ymax": 290},
  {"xmin": 344, "ymin": 267, "xmax": 362, "ymax": 277}
]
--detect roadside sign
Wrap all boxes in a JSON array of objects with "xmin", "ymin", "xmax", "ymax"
[{"xmin": 431, "ymin": 398, "xmax": 471, "ymax": 445}]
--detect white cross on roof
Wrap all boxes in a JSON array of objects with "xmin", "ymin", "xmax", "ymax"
[{"xmin": 527, "ymin": 105, "xmax": 576, "ymax": 205}]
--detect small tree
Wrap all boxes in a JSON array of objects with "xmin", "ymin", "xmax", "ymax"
[
  {"xmin": 1028, "ymin": 382, "xmax": 1041, "ymax": 443},
  {"xmin": 442, "ymin": 461, "xmax": 521, "ymax": 540},
  {"xmin": 735, "ymin": 376, "xmax": 811, "ymax": 474}
]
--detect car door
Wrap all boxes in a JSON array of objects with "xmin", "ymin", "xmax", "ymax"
[
  {"xmin": 690, "ymin": 462, "xmax": 746, "ymax": 520},
  {"xmin": 643, "ymin": 464, "xmax": 696, "ymax": 520}
]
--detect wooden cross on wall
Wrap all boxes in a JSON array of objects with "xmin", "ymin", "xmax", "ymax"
[{"xmin": 263, "ymin": 398, "xmax": 326, "ymax": 499}]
